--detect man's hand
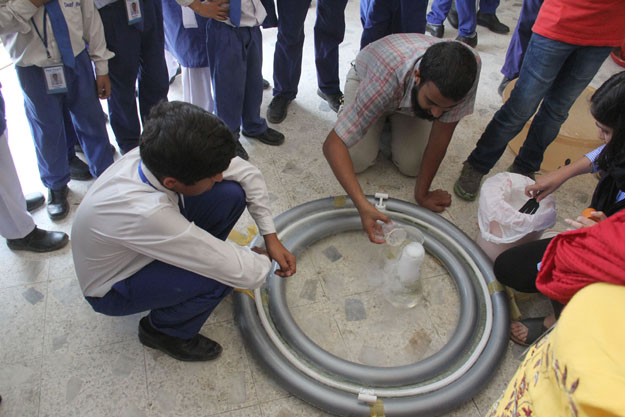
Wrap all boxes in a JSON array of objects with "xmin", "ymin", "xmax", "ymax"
[
  {"xmin": 358, "ymin": 202, "xmax": 389, "ymax": 243},
  {"xmin": 415, "ymin": 188, "xmax": 451, "ymax": 212},
  {"xmin": 95, "ymin": 74, "xmax": 111, "ymax": 99},
  {"xmin": 263, "ymin": 233, "xmax": 296, "ymax": 278},
  {"xmin": 188, "ymin": 0, "xmax": 229, "ymax": 20}
]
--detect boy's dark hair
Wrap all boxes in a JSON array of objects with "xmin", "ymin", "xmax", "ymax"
[
  {"xmin": 419, "ymin": 41, "xmax": 478, "ymax": 102},
  {"xmin": 139, "ymin": 101, "xmax": 236, "ymax": 185},
  {"xmin": 591, "ymin": 71, "xmax": 625, "ymax": 173}
]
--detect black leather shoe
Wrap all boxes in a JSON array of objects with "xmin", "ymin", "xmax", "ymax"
[
  {"xmin": 263, "ymin": 78, "xmax": 270, "ymax": 90},
  {"xmin": 425, "ymin": 22, "xmax": 444, "ymax": 38},
  {"xmin": 25, "ymin": 192, "xmax": 45, "ymax": 212},
  {"xmin": 448, "ymin": 6, "xmax": 458, "ymax": 29},
  {"xmin": 235, "ymin": 139, "xmax": 249, "ymax": 160},
  {"xmin": 267, "ymin": 95, "xmax": 292, "ymax": 124},
  {"xmin": 243, "ymin": 127, "xmax": 285, "ymax": 146},
  {"xmin": 477, "ymin": 12, "xmax": 509, "ymax": 34},
  {"xmin": 498, "ymin": 76, "xmax": 513, "ymax": 96},
  {"xmin": 47, "ymin": 186, "xmax": 69, "ymax": 220},
  {"xmin": 138, "ymin": 317, "xmax": 222, "ymax": 362},
  {"xmin": 6, "ymin": 226, "xmax": 69, "ymax": 252},
  {"xmin": 69, "ymin": 156, "xmax": 93, "ymax": 181},
  {"xmin": 456, "ymin": 33, "xmax": 478, "ymax": 48},
  {"xmin": 317, "ymin": 89, "xmax": 343, "ymax": 113}
]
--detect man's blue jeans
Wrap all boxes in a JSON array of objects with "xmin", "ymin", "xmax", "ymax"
[{"xmin": 468, "ymin": 34, "xmax": 612, "ymax": 174}]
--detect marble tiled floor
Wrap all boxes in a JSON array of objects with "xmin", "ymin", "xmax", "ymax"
[{"xmin": 0, "ymin": 1, "xmax": 621, "ymax": 416}]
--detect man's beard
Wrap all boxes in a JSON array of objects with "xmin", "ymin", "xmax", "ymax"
[{"xmin": 411, "ymin": 83, "xmax": 437, "ymax": 121}]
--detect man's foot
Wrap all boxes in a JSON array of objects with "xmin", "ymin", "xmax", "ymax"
[
  {"xmin": 47, "ymin": 185, "xmax": 69, "ymax": 220},
  {"xmin": 69, "ymin": 156, "xmax": 93, "ymax": 181},
  {"xmin": 267, "ymin": 95, "xmax": 292, "ymax": 124},
  {"xmin": 138, "ymin": 317, "xmax": 222, "ymax": 362},
  {"xmin": 447, "ymin": 7, "xmax": 458, "ymax": 29},
  {"xmin": 498, "ymin": 76, "xmax": 513, "ymax": 97},
  {"xmin": 263, "ymin": 78, "xmax": 270, "ymax": 90},
  {"xmin": 454, "ymin": 161, "xmax": 484, "ymax": 201},
  {"xmin": 425, "ymin": 22, "xmax": 444, "ymax": 38},
  {"xmin": 243, "ymin": 127, "xmax": 285, "ymax": 146},
  {"xmin": 476, "ymin": 12, "xmax": 509, "ymax": 34},
  {"xmin": 510, "ymin": 315, "xmax": 555, "ymax": 347},
  {"xmin": 507, "ymin": 163, "xmax": 535, "ymax": 180},
  {"xmin": 235, "ymin": 139, "xmax": 249, "ymax": 160},
  {"xmin": 455, "ymin": 33, "xmax": 477, "ymax": 48},
  {"xmin": 6, "ymin": 226, "xmax": 69, "ymax": 252},
  {"xmin": 25, "ymin": 192, "xmax": 45, "ymax": 212},
  {"xmin": 317, "ymin": 89, "xmax": 343, "ymax": 113}
]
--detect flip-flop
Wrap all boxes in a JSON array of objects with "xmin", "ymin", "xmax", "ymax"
[{"xmin": 510, "ymin": 317, "xmax": 547, "ymax": 347}]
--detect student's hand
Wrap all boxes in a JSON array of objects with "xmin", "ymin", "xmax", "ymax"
[
  {"xmin": 357, "ymin": 202, "xmax": 389, "ymax": 244},
  {"xmin": 96, "ymin": 74, "xmax": 111, "ymax": 99},
  {"xmin": 565, "ymin": 211, "xmax": 607, "ymax": 230},
  {"xmin": 525, "ymin": 172, "xmax": 565, "ymax": 202},
  {"xmin": 415, "ymin": 189, "xmax": 451, "ymax": 213},
  {"xmin": 263, "ymin": 233, "xmax": 296, "ymax": 278},
  {"xmin": 188, "ymin": 0, "xmax": 229, "ymax": 20},
  {"xmin": 29, "ymin": 0, "xmax": 50, "ymax": 7}
]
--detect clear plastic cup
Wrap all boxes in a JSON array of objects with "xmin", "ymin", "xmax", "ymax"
[{"xmin": 379, "ymin": 222, "xmax": 407, "ymax": 246}]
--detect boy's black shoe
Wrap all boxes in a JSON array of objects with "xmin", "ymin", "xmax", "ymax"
[
  {"xmin": 7, "ymin": 227, "xmax": 69, "ymax": 253},
  {"xmin": 243, "ymin": 127, "xmax": 285, "ymax": 146},
  {"xmin": 476, "ymin": 12, "xmax": 509, "ymax": 34},
  {"xmin": 425, "ymin": 22, "xmax": 444, "ymax": 38},
  {"xmin": 263, "ymin": 78, "xmax": 270, "ymax": 90},
  {"xmin": 498, "ymin": 76, "xmax": 513, "ymax": 96},
  {"xmin": 138, "ymin": 317, "xmax": 222, "ymax": 362},
  {"xmin": 456, "ymin": 33, "xmax": 477, "ymax": 48},
  {"xmin": 25, "ymin": 192, "xmax": 45, "ymax": 212},
  {"xmin": 317, "ymin": 89, "xmax": 343, "ymax": 113},
  {"xmin": 267, "ymin": 95, "xmax": 292, "ymax": 124},
  {"xmin": 235, "ymin": 140, "xmax": 249, "ymax": 160},
  {"xmin": 69, "ymin": 156, "xmax": 93, "ymax": 181},
  {"xmin": 47, "ymin": 185, "xmax": 69, "ymax": 220}
]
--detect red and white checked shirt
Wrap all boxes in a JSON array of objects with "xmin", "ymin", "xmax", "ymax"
[{"xmin": 335, "ymin": 34, "xmax": 481, "ymax": 148}]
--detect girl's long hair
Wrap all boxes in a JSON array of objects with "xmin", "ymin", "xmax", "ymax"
[{"xmin": 591, "ymin": 71, "xmax": 625, "ymax": 172}]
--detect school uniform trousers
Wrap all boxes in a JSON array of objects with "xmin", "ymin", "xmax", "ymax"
[
  {"xmin": 206, "ymin": 20, "xmax": 266, "ymax": 136},
  {"xmin": 273, "ymin": 0, "xmax": 348, "ymax": 99},
  {"xmin": 98, "ymin": 0, "xmax": 169, "ymax": 153},
  {"xmin": 15, "ymin": 50, "xmax": 114, "ymax": 191},
  {"xmin": 86, "ymin": 181, "xmax": 246, "ymax": 339},
  {"xmin": 360, "ymin": 0, "xmax": 428, "ymax": 49},
  {"xmin": 500, "ymin": 0, "xmax": 543, "ymax": 80}
]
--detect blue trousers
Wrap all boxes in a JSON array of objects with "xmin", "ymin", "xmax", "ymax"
[
  {"xmin": 206, "ymin": 21, "xmax": 266, "ymax": 136},
  {"xmin": 273, "ymin": 0, "xmax": 347, "ymax": 99},
  {"xmin": 360, "ymin": 0, "xmax": 427, "ymax": 49},
  {"xmin": 467, "ymin": 34, "xmax": 613, "ymax": 174},
  {"xmin": 500, "ymin": 0, "xmax": 542, "ymax": 80},
  {"xmin": 86, "ymin": 181, "xmax": 247, "ymax": 339},
  {"xmin": 99, "ymin": 0, "xmax": 169, "ymax": 153},
  {"xmin": 15, "ymin": 50, "xmax": 114, "ymax": 190},
  {"xmin": 428, "ymin": 0, "xmax": 499, "ymax": 37}
]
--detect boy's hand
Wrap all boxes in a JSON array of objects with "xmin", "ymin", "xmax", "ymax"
[
  {"xmin": 263, "ymin": 233, "xmax": 296, "ymax": 278},
  {"xmin": 96, "ymin": 74, "xmax": 111, "ymax": 99},
  {"xmin": 188, "ymin": 0, "xmax": 229, "ymax": 20},
  {"xmin": 415, "ymin": 188, "xmax": 451, "ymax": 213},
  {"xmin": 357, "ymin": 202, "xmax": 389, "ymax": 244}
]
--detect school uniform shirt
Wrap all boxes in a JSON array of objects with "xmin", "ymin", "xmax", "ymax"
[
  {"xmin": 174, "ymin": 0, "xmax": 266, "ymax": 27},
  {"xmin": 334, "ymin": 34, "xmax": 481, "ymax": 149},
  {"xmin": 0, "ymin": 0, "xmax": 113, "ymax": 75},
  {"xmin": 71, "ymin": 148, "xmax": 276, "ymax": 298}
]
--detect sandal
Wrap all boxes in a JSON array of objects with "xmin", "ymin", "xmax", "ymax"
[{"xmin": 510, "ymin": 317, "xmax": 547, "ymax": 347}]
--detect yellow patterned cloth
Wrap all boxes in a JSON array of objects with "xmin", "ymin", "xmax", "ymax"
[{"xmin": 487, "ymin": 283, "xmax": 625, "ymax": 417}]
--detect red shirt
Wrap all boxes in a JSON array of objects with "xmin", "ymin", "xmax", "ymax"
[{"xmin": 533, "ymin": 0, "xmax": 625, "ymax": 47}]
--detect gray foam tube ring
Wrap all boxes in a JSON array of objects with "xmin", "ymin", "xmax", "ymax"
[{"xmin": 235, "ymin": 196, "xmax": 509, "ymax": 417}]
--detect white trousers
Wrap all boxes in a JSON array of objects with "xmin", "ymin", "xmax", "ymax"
[
  {"xmin": 182, "ymin": 67, "xmax": 215, "ymax": 113},
  {"xmin": 343, "ymin": 66, "xmax": 432, "ymax": 177},
  {"xmin": 0, "ymin": 131, "xmax": 35, "ymax": 239}
]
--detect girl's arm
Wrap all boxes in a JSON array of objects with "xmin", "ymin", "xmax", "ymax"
[{"xmin": 525, "ymin": 155, "xmax": 593, "ymax": 202}]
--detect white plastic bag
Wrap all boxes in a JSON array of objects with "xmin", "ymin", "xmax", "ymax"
[{"xmin": 478, "ymin": 172, "xmax": 556, "ymax": 244}]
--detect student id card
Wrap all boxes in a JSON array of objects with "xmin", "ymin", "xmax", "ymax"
[
  {"xmin": 126, "ymin": 0, "xmax": 143, "ymax": 25},
  {"xmin": 43, "ymin": 65, "xmax": 68, "ymax": 94}
]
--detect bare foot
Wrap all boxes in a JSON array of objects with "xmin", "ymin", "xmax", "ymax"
[{"xmin": 510, "ymin": 314, "xmax": 556, "ymax": 346}]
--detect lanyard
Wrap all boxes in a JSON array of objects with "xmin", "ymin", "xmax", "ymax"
[
  {"xmin": 32, "ymin": 10, "xmax": 51, "ymax": 59},
  {"xmin": 138, "ymin": 161, "xmax": 187, "ymax": 215}
]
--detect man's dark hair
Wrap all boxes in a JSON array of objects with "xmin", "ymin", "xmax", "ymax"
[
  {"xmin": 419, "ymin": 41, "xmax": 478, "ymax": 101},
  {"xmin": 139, "ymin": 101, "xmax": 236, "ymax": 185}
]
